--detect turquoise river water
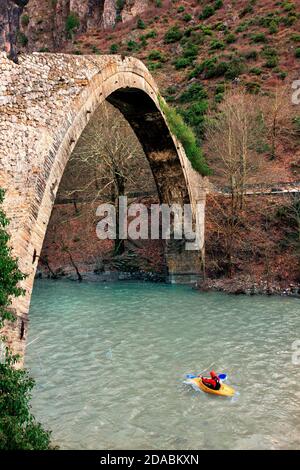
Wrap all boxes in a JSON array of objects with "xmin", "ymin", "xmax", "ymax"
[{"xmin": 25, "ymin": 279, "xmax": 300, "ymax": 450}]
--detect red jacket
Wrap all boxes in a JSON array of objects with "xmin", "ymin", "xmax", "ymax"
[{"xmin": 201, "ymin": 370, "xmax": 220, "ymax": 389}]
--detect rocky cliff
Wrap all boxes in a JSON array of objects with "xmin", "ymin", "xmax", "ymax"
[
  {"xmin": 0, "ymin": 0, "xmax": 28, "ymax": 61},
  {"xmin": 19, "ymin": 0, "xmax": 150, "ymax": 51}
]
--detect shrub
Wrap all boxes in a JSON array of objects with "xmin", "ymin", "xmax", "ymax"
[
  {"xmin": 250, "ymin": 67, "xmax": 263, "ymax": 75},
  {"xmin": 180, "ymin": 101, "xmax": 209, "ymax": 130},
  {"xmin": 0, "ymin": 189, "xmax": 53, "ymax": 450},
  {"xmin": 200, "ymin": 5, "xmax": 215, "ymax": 20},
  {"xmin": 110, "ymin": 43, "xmax": 119, "ymax": 54},
  {"xmin": 214, "ymin": 0, "xmax": 223, "ymax": 9},
  {"xmin": 262, "ymin": 47, "xmax": 279, "ymax": 68},
  {"xmin": 127, "ymin": 40, "xmax": 140, "ymax": 51},
  {"xmin": 264, "ymin": 55, "xmax": 279, "ymax": 68},
  {"xmin": 245, "ymin": 81, "xmax": 261, "ymax": 94},
  {"xmin": 243, "ymin": 49, "xmax": 258, "ymax": 60},
  {"xmin": 137, "ymin": 18, "xmax": 146, "ymax": 29},
  {"xmin": 158, "ymin": 99, "xmax": 211, "ymax": 176},
  {"xmin": 183, "ymin": 43, "xmax": 198, "ymax": 58},
  {"xmin": 225, "ymin": 33, "xmax": 237, "ymax": 44},
  {"xmin": 66, "ymin": 12, "xmax": 80, "ymax": 38},
  {"xmin": 21, "ymin": 14, "xmax": 30, "ymax": 27},
  {"xmin": 148, "ymin": 49, "xmax": 164, "ymax": 61},
  {"xmin": 295, "ymin": 48, "xmax": 300, "ymax": 58},
  {"xmin": 269, "ymin": 20, "xmax": 279, "ymax": 34},
  {"xmin": 183, "ymin": 14, "xmax": 192, "ymax": 22},
  {"xmin": 91, "ymin": 45, "xmax": 100, "ymax": 54},
  {"xmin": 177, "ymin": 6, "xmax": 185, "ymax": 13},
  {"xmin": 210, "ymin": 39, "xmax": 225, "ymax": 50},
  {"xmin": 282, "ymin": 14, "xmax": 297, "ymax": 26},
  {"xmin": 240, "ymin": 4, "xmax": 254, "ymax": 17},
  {"xmin": 17, "ymin": 32, "xmax": 28, "ymax": 46},
  {"xmin": 282, "ymin": 1, "xmax": 295, "ymax": 12},
  {"xmin": 164, "ymin": 26, "xmax": 183, "ymax": 43},
  {"xmin": 175, "ymin": 57, "xmax": 194, "ymax": 69},
  {"xmin": 144, "ymin": 29, "xmax": 157, "ymax": 39},
  {"xmin": 224, "ymin": 57, "xmax": 245, "ymax": 79},
  {"xmin": 178, "ymin": 83, "xmax": 208, "ymax": 103},
  {"xmin": 250, "ymin": 32, "xmax": 267, "ymax": 43},
  {"xmin": 189, "ymin": 57, "xmax": 233, "ymax": 79},
  {"xmin": 290, "ymin": 33, "xmax": 300, "ymax": 42},
  {"xmin": 147, "ymin": 62, "xmax": 162, "ymax": 71}
]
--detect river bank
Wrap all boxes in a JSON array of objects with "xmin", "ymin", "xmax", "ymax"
[
  {"xmin": 36, "ymin": 267, "xmax": 300, "ymax": 298},
  {"xmin": 199, "ymin": 276, "xmax": 300, "ymax": 298}
]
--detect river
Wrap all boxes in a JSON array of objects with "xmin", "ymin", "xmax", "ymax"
[{"xmin": 25, "ymin": 279, "xmax": 300, "ymax": 450}]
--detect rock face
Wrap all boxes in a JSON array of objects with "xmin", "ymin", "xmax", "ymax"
[
  {"xmin": 18, "ymin": 0, "xmax": 150, "ymax": 51},
  {"xmin": 0, "ymin": 0, "xmax": 28, "ymax": 61}
]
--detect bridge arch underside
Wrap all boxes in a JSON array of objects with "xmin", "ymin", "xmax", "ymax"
[{"xmin": 0, "ymin": 54, "xmax": 205, "ymax": 358}]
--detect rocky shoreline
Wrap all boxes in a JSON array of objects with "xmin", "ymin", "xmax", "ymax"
[
  {"xmin": 198, "ymin": 278, "xmax": 300, "ymax": 298},
  {"xmin": 36, "ymin": 268, "xmax": 300, "ymax": 298}
]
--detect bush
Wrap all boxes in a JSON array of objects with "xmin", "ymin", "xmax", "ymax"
[
  {"xmin": 174, "ymin": 57, "xmax": 194, "ymax": 69},
  {"xmin": 214, "ymin": 0, "xmax": 223, "ymax": 9},
  {"xmin": 144, "ymin": 29, "xmax": 157, "ymax": 39},
  {"xmin": 210, "ymin": 39, "xmax": 225, "ymax": 50},
  {"xmin": 295, "ymin": 48, "xmax": 300, "ymax": 58},
  {"xmin": 21, "ymin": 14, "xmax": 30, "ymax": 27},
  {"xmin": 264, "ymin": 56, "xmax": 279, "ymax": 68},
  {"xmin": 178, "ymin": 83, "xmax": 208, "ymax": 103},
  {"xmin": 66, "ymin": 12, "xmax": 80, "ymax": 38},
  {"xmin": 110, "ymin": 43, "xmax": 119, "ymax": 54},
  {"xmin": 269, "ymin": 20, "xmax": 278, "ymax": 34},
  {"xmin": 137, "ymin": 18, "xmax": 146, "ymax": 29},
  {"xmin": 180, "ymin": 101, "xmax": 208, "ymax": 130},
  {"xmin": 177, "ymin": 6, "xmax": 185, "ymax": 13},
  {"xmin": 200, "ymin": 5, "xmax": 215, "ymax": 20},
  {"xmin": 250, "ymin": 67, "xmax": 262, "ymax": 75},
  {"xmin": 290, "ymin": 33, "xmax": 300, "ymax": 42},
  {"xmin": 262, "ymin": 47, "xmax": 279, "ymax": 68},
  {"xmin": 224, "ymin": 56, "xmax": 245, "ymax": 79},
  {"xmin": 164, "ymin": 26, "xmax": 183, "ymax": 43},
  {"xmin": 225, "ymin": 33, "xmax": 237, "ymax": 44},
  {"xmin": 243, "ymin": 49, "xmax": 258, "ymax": 60},
  {"xmin": 147, "ymin": 62, "xmax": 162, "ymax": 71},
  {"xmin": 0, "ymin": 189, "xmax": 53, "ymax": 450},
  {"xmin": 127, "ymin": 40, "xmax": 140, "ymax": 52},
  {"xmin": 245, "ymin": 81, "xmax": 261, "ymax": 94},
  {"xmin": 17, "ymin": 32, "xmax": 28, "ymax": 47},
  {"xmin": 183, "ymin": 14, "xmax": 192, "ymax": 22},
  {"xmin": 282, "ymin": 1, "xmax": 295, "ymax": 12},
  {"xmin": 182, "ymin": 43, "xmax": 198, "ymax": 58},
  {"xmin": 250, "ymin": 32, "xmax": 267, "ymax": 43},
  {"xmin": 148, "ymin": 49, "xmax": 164, "ymax": 61},
  {"xmin": 158, "ymin": 99, "xmax": 211, "ymax": 176}
]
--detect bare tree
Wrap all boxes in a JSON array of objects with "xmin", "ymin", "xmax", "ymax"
[
  {"xmin": 260, "ymin": 84, "xmax": 295, "ymax": 160},
  {"xmin": 204, "ymin": 89, "xmax": 272, "ymax": 276},
  {"xmin": 62, "ymin": 102, "xmax": 144, "ymax": 255}
]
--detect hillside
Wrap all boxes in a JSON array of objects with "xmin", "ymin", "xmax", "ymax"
[
  {"xmin": 12, "ymin": 0, "xmax": 300, "ymax": 292},
  {"xmin": 18, "ymin": 0, "xmax": 300, "ymax": 181}
]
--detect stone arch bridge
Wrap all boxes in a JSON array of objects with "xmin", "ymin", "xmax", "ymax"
[{"xmin": 0, "ymin": 52, "xmax": 206, "ymax": 358}]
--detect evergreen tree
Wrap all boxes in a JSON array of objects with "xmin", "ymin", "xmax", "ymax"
[{"xmin": 0, "ymin": 188, "xmax": 52, "ymax": 450}]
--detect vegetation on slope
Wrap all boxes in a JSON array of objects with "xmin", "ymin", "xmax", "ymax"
[{"xmin": 0, "ymin": 189, "xmax": 52, "ymax": 450}]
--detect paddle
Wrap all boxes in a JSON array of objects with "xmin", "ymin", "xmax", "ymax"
[{"xmin": 186, "ymin": 373, "xmax": 227, "ymax": 381}]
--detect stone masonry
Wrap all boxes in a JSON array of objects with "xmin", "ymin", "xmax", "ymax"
[{"xmin": 0, "ymin": 52, "xmax": 206, "ymax": 360}]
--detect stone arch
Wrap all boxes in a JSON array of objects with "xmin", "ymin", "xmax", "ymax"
[{"xmin": 0, "ymin": 52, "xmax": 206, "ymax": 358}]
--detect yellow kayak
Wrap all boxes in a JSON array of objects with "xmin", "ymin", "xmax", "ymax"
[{"xmin": 189, "ymin": 377, "xmax": 235, "ymax": 397}]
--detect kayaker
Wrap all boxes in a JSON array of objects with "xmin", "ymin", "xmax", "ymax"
[{"xmin": 200, "ymin": 370, "xmax": 221, "ymax": 391}]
